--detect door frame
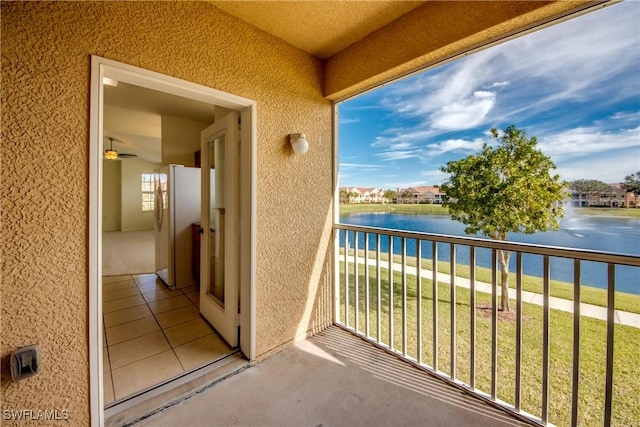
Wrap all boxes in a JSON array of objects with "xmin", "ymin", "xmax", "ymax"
[{"xmin": 88, "ymin": 56, "xmax": 257, "ymax": 426}]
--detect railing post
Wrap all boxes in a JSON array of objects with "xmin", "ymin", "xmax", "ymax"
[
  {"xmin": 571, "ymin": 259, "xmax": 581, "ymax": 427},
  {"xmin": 450, "ymin": 244, "xmax": 456, "ymax": 380},
  {"xmin": 491, "ymin": 249, "xmax": 498, "ymax": 400},
  {"xmin": 376, "ymin": 234, "xmax": 381, "ymax": 343},
  {"xmin": 402, "ymin": 237, "xmax": 408, "ymax": 356},
  {"xmin": 344, "ymin": 231, "xmax": 350, "ymax": 328},
  {"xmin": 470, "ymin": 246, "xmax": 476, "ymax": 390},
  {"xmin": 417, "ymin": 239, "xmax": 423, "ymax": 365},
  {"xmin": 354, "ymin": 231, "xmax": 359, "ymax": 332},
  {"xmin": 433, "ymin": 241, "xmax": 439, "ymax": 371},
  {"xmin": 388, "ymin": 236, "xmax": 394, "ymax": 350},
  {"xmin": 515, "ymin": 252, "xmax": 523, "ymax": 411},
  {"xmin": 364, "ymin": 233, "xmax": 370, "ymax": 338},
  {"xmin": 604, "ymin": 263, "xmax": 615, "ymax": 427},
  {"xmin": 542, "ymin": 255, "xmax": 550, "ymax": 425}
]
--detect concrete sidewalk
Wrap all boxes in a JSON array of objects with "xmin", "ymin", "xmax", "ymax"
[{"xmin": 350, "ymin": 257, "xmax": 640, "ymax": 328}]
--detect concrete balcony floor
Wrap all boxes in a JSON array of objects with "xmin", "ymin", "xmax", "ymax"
[{"xmin": 135, "ymin": 326, "xmax": 529, "ymax": 427}]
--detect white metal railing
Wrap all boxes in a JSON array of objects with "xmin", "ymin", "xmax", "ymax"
[{"xmin": 334, "ymin": 223, "xmax": 640, "ymax": 427}]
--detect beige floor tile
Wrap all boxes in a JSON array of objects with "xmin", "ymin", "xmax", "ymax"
[
  {"xmin": 180, "ymin": 285, "xmax": 198, "ymax": 295},
  {"xmin": 103, "ymin": 286, "xmax": 141, "ymax": 302},
  {"xmin": 133, "ymin": 273, "xmax": 157, "ymax": 280},
  {"xmin": 142, "ymin": 287, "xmax": 182, "ymax": 303},
  {"xmin": 103, "ymin": 275, "xmax": 133, "ymax": 285},
  {"xmin": 106, "ymin": 317, "xmax": 160, "ymax": 346},
  {"xmin": 103, "ymin": 279, "xmax": 137, "ymax": 293},
  {"xmin": 103, "ymin": 348, "xmax": 111, "ymax": 373},
  {"xmin": 103, "ymin": 295, "xmax": 146, "ymax": 314},
  {"xmin": 108, "ymin": 331, "xmax": 171, "ymax": 370},
  {"xmin": 134, "ymin": 275, "xmax": 165, "ymax": 286},
  {"xmin": 111, "ymin": 350, "xmax": 184, "ymax": 401},
  {"xmin": 174, "ymin": 334, "xmax": 232, "ymax": 371},
  {"xmin": 148, "ymin": 295, "xmax": 192, "ymax": 314},
  {"xmin": 104, "ymin": 372, "xmax": 115, "ymax": 405},
  {"xmin": 137, "ymin": 281, "xmax": 169, "ymax": 294},
  {"xmin": 164, "ymin": 318, "xmax": 215, "ymax": 348},
  {"xmin": 104, "ymin": 304, "xmax": 153, "ymax": 328},
  {"xmin": 155, "ymin": 305, "xmax": 201, "ymax": 329},
  {"xmin": 184, "ymin": 291, "xmax": 199, "ymax": 306}
]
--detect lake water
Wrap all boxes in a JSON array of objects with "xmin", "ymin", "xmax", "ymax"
[{"xmin": 339, "ymin": 212, "xmax": 640, "ymax": 295}]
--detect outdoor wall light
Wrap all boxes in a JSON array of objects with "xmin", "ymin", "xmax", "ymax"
[{"xmin": 289, "ymin": 133, "xmax": 309, "ymax": 155}]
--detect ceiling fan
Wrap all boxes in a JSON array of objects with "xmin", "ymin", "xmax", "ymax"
[{"xmin": 104, "ymin": 137, "xmax": 138, "ymax": 160}]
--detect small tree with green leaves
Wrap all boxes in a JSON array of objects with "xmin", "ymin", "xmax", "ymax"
[
  {"xmin": 383, "ymin": 189, "xmax": 397, "ymax": 204},
  {"xmin": 622, "ymin": 171, "xmax": 640, "ymax": 208},
  {"xmin": 440, "ymin": 125, "xmax": 567, "ymax": 311}
]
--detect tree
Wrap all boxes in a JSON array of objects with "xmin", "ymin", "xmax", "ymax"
[
  {"xmin": 383, "ymin": 189, "xmax": 397, "ymax": 204},
  {"xmin": 339, "ymin": 189, "xmax": 349, "ymax": 204},
  {"xmin": 622, "ymin": 171, "xmax": 640, "ymax": 208},
  {"xmin": 568, "ymin": 179, "xmax": 611, "ymax": 207},
  {"xmin": 440, "ymin": 126, "xmax": 566, "ymax": 312},
  {"xmin": 399, "ymin": 189, "xmax": 413, "ymax": 204}
]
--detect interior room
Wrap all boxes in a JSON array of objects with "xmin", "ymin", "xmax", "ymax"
[{"xmin": 101, "ymin": 81, "xmax": 235, "ymax": 405}]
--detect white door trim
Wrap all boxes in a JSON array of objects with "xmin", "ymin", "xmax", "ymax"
[{"xmin": 89, "ymin": 56, "xmax": 257, "ymax": 426}]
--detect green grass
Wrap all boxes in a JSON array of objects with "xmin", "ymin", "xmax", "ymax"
[
  {"xmin": 340, "ymin": 203, "xmax": 640, "ymax": 218},
  {"xmin": 342, "ymin": 248, "xmax": 640, "ymax": 315},
  {"xmin": 340, "ymin": 203, "xmax": 450, "ymax": 215},
  {"xmin": 338, "ymin": 262, "xmax": 640, "ymax": 426}
]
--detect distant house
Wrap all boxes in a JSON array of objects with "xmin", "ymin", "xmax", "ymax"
[
  {"xmin": 341, "ymin": 187, "xmax": 387, "ymax": 204},
  {"xmin": 397, "ymin": 186, "xmax": 443, "ymax": 204},
  {"xmin": 569, "ymin": 183, "xmax": 638, "ymax": 208}
]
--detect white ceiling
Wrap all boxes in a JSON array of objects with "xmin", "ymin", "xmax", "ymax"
[{"xmin": 104, "ymin": 82, "xmax": 217, "ymax": 163}]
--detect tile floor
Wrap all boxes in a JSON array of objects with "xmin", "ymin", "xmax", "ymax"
[{"xmin": 102, "ymin": 274, "xmax": 232, "ymax": 405}]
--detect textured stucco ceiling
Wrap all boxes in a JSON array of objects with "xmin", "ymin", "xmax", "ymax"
[{"xmin": 210, "ymin": 1, "xmax": 427, "ymax": 59}]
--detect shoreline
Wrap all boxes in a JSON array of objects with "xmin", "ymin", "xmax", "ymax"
[{"xmin": 340, "ymin": 203, "xmax": 640, "ymax": 218}]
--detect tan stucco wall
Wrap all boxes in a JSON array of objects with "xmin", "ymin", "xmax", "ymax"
[
  {"xmin": 325, "ymin": 0, "xmax": 596, "ymax": 100},
  {"xmin": 1, "ymin": 2, "xmax": 333, "ymax": 424}
]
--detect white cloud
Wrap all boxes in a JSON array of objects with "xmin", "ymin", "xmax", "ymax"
[
  {"xmin": 374, "ymin": 2, "xmax": 639, "ymax": 134},
  {"xmin": 430, "ymin": 91, "xmax": 496, "ymax": 130},
  {"xmin": 425, "ymin": 138, "xmax": 485, "ymax": 157},
  {"xmin": 340, "ymin": 162, "xmax": 389, "ymax": 169},
  {"xmin": 538, "ymin": 126, "xmax": 640, "ymax": 160},
  {"xmin": 556, "ymin": 148, "xmax": 640, "ymax": 183},
  {"xmin": 375, "ymin": 149, "xmax": 423, "ymax": 161},
  {"xmin": 340, "ymin": 118, "xmax": 361, "ymax": 124}
]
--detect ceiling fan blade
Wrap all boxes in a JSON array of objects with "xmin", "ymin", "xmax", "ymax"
[{"xmin": 117, "ymin": 153, "xmax": 138, "ymax": 158}]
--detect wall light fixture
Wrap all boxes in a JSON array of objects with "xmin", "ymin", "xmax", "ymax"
[{"xmin": 289, "ymin": 133, "xmax": 309, "ymax": 155}]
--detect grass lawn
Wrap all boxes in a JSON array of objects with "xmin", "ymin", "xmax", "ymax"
[
  {"xmin": 340, "ymin": 248, "xmax": 640, "ymax": 315},
  {"xmin": 338, "ymin": 262, "xmax": 640, "ymax": 426}
]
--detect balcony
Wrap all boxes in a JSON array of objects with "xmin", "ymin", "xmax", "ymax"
[
  {"xmin": 134, "ymin": 326, "xmax": 529, "ymax": 426},
  {"xmin": 334, "ymin": 224, "xmax": 640, "ymax": 426}
]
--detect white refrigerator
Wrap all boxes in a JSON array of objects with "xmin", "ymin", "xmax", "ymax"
[{"xmin": 154, "ymin": 165, "xmax": 207, "ymax": 289}]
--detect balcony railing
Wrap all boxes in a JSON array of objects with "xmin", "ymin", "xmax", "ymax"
[{"xmin": 334, "ymin": 223, "xmax": 640, "ymax": 426}]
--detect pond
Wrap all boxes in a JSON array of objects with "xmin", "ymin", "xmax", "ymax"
[{"xmin": 339, "ymin": 212, "xmax": 640, "ymax": 295}]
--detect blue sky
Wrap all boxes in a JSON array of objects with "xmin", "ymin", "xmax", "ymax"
[{"xmin": 338, "ymin": 2, "xmax": 640, "ymax": 190}]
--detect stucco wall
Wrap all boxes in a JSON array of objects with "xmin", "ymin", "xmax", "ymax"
[{"xmin": 1, "ymin": 2, "xmax": 333, "ymax": 424}]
